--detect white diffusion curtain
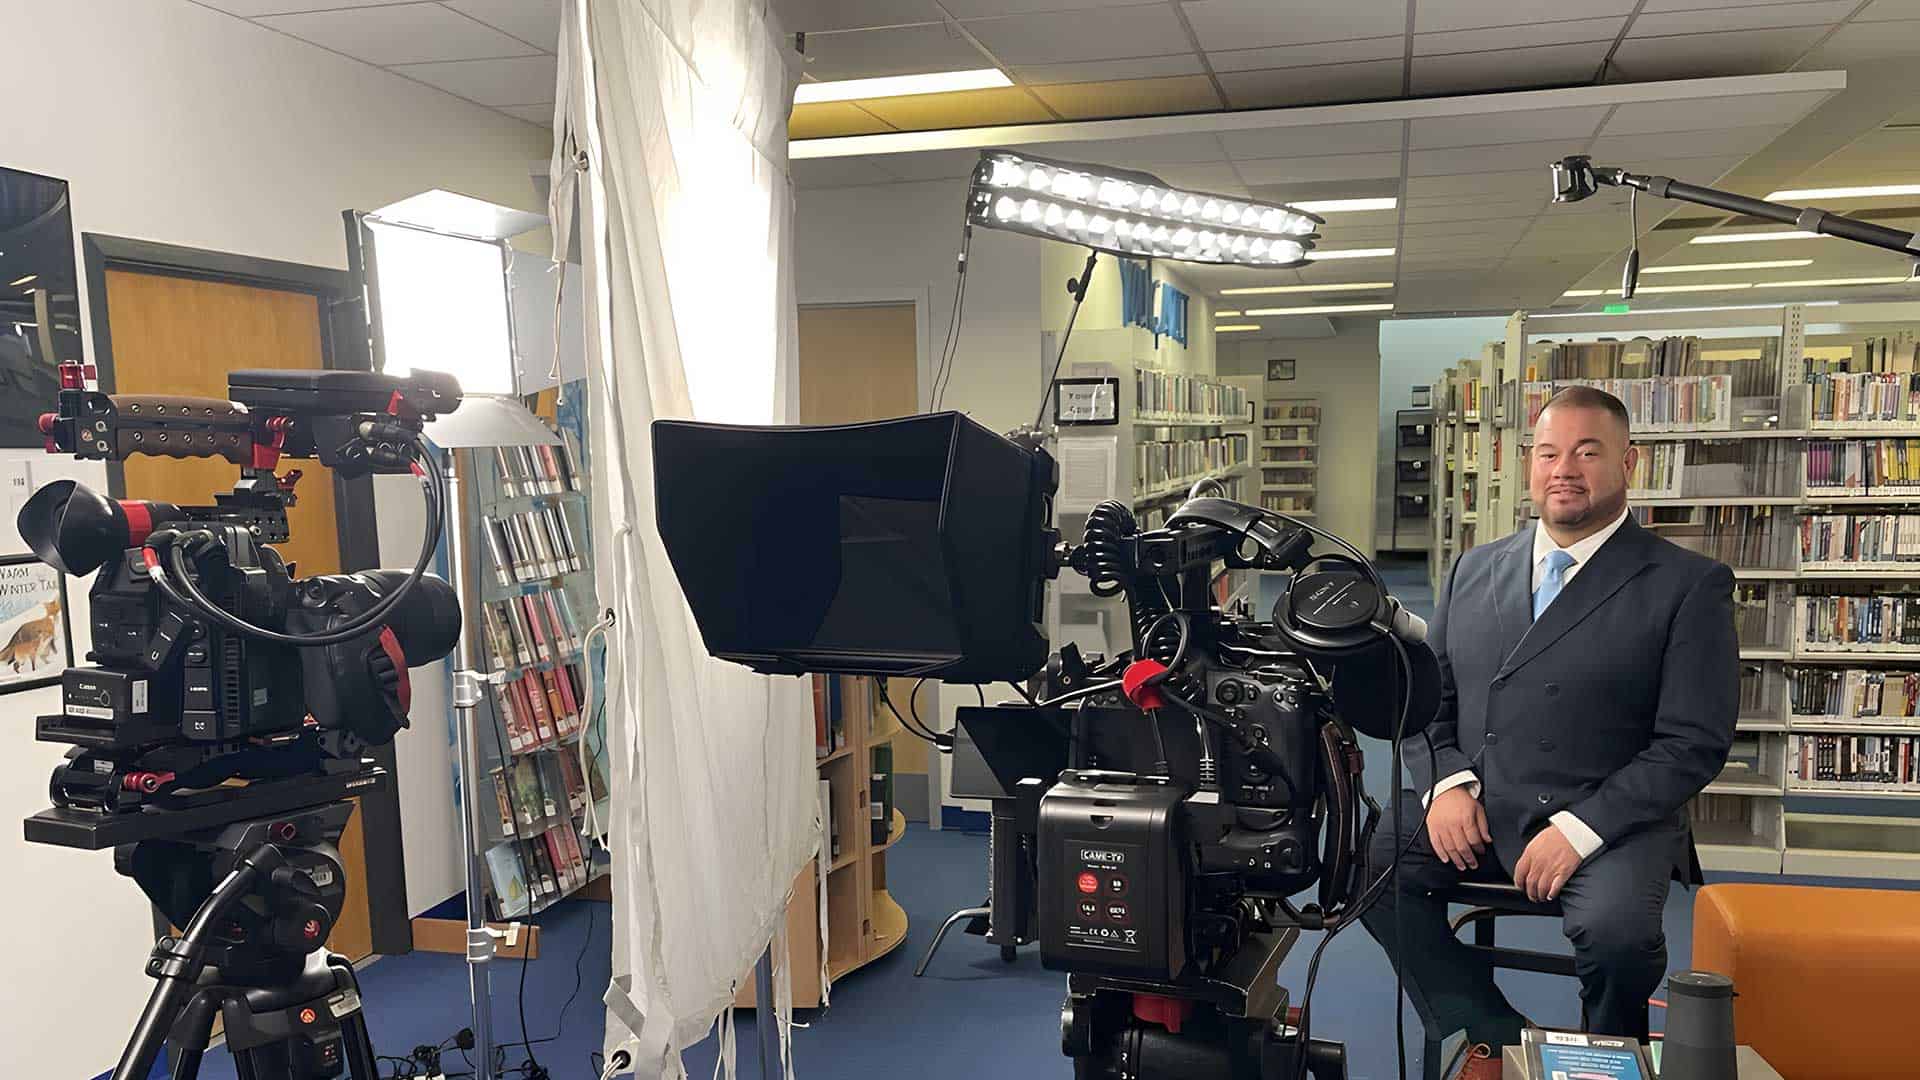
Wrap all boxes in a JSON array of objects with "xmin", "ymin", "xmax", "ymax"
[{"xmin": 550, "ymin": 2, "xmax": 816, "ymax": 1077}]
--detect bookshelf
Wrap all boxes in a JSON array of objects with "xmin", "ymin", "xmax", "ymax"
[
  {"xmin": 461, "ymin": 423, "xmax": 606, "ymax": 920},
  {"xmin": 1260, "ymin": 395, "xmax": 1320, "ymax": 524},
  {"xmin": 1497, "ymin": 301, "xmax": 1920, "ymax": 878},
  {"xmin": 1429, "ymin": 359, "xmax": 1483, "ymax": 593},
  {"xmin": 1391, "ymin": 407, "xmax": 1434, "ymax": 554}
]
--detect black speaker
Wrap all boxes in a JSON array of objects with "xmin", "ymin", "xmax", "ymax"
[{"xmin": 651, "ymin": 412, "xmax": 1056, "ymax": 684}]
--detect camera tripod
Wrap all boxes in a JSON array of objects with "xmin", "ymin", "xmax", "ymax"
[{"xmin": 80, "ymin": 778, "xmax": 385, "ymax": 1080}]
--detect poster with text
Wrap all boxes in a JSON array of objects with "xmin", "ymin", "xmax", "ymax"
[{"xmin": 0, "ymin": 555, "xmax": 70, "ymax": 693}]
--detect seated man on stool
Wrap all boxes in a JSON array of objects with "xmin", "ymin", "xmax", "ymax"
[{"xmin": 1362, "ymin": 386, "xmax": 1738, "ymax": 1078}]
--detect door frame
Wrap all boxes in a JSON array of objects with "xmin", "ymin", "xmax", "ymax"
[{"xmin": 80, "ymin": 233, "xmax": 412, "ymax": 955}]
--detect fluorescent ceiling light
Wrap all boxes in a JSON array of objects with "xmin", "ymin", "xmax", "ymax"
[
  {"xmin": 1750, "ymin": 276, "xmax": 1911, "ymax": 288},
  {"xmin": 1532, "ymin": 302, "xmax": 1839, "ymax": 319},
  {"xmin": 1243, "ymin": 302, "xmax": 1395, "ymax": 316},
  {"xmin": 795, "ymin": 68, "xmax": 1011, "ymax": 105},
  {"xmin": 1216, "ymin": 324, "xmax": 1263, "ymax": 332},
  {"xmin": 8, "ymin": 274, "xmax": 35, "ymax": 287},
  {"xmin": 1766, "ymin": 184, "xmax": 1920, "ymax": 201},
  {"xmin": 1690, "ymin": 230, "xmax": 1822, "ymax": 244},
  {"xmin": 1215, "ymin": 309, "xmax": 1242, "ymax": 317},
  {"xmin": 1221, "ymin": 281, "xmax": 1394, "ymax": 296},
  {"xmin": 1304, "ymin": 247, "xmax": 1394, "ymax": 261},
  {"xmin": 1289, "ymin": 197, "xmax": 1397, "ymax": 213},
  {"xmin": 1563, "ymin": 283, "xmax": 1752, "ymax": 297},
  {"xmin": 1641, "ymin": 259, "xmax": 1811, "ymax": 274}
]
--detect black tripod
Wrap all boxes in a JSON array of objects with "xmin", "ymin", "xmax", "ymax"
[{"xmin": 107, "ymin": 797, "xmax": 381, "ymax": 1079}]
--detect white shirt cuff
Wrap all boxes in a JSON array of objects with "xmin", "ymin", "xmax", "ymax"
[
  {"xmin": 1426, "ymin": 769, "xmax": 1481, "ymax": 806},
  {"xmin": 1551, "ymin": 811, "xmax": 1605, "ymax": 861}
]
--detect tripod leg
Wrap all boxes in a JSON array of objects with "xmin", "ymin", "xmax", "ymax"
[
  {"xmin": 167, "ymin": 990, "xmax": 225, "ymax": 1080},
  {"xmin": 328, "ymin": 956, "xmax": 382, "ymax": 1080},
  {"xmin": 914, "ymin": 906, "xmax": 990, "ymax": 977}
]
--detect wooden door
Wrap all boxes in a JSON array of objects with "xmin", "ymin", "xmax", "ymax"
[{"xmin": 101, "ymin": 268, "xmax": 372, "ymax": 961}]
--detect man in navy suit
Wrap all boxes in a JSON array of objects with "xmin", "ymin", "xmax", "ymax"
[{"xmin": 1362, "ymin": 386, "xmax": 1738, "ymax": 1075}]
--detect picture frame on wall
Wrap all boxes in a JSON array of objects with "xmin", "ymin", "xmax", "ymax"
[
  {"xmin": 1267, "ymin": 358, "xmax": 1295, "ymax": 382},
  {"xmin": 0, "ymin": 554, "xmax": 72, "ymax": 694}
]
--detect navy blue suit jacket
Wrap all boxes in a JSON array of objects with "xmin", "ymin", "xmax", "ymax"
[{"xmin": 1410, "ymin": 516, "xmax": 1739, "ymax": 877}]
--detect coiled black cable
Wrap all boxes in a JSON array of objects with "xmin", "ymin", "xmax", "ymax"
[{"xmin": 1078, "ymin": 500, "xmax": 1135, "ymax": 597}]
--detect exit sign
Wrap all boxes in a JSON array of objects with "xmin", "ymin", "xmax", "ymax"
[{"xmin": 1603, "ymin": 303, "xmax": 1631, "ymax": 314}]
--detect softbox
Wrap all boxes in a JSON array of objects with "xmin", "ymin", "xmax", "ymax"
[{"xmin": 652, "ymin": 412, "xmax": 1055, "ymax": 683}]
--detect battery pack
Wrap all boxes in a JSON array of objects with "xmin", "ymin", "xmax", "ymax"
[{"xmin": 1038, "ymin": 771, "xmax": 1187, "ymax": 981}]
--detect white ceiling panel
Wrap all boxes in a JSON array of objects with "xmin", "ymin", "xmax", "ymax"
[
  {"xmin": 392, "ymin": 55, "xmax": 559, "ymax": 107},
  {"xmin": 1216, "ymin": 61, "xmax": 1405, "ymax": 109},
  {"xmin": 1803, "ymin": 18, "xmax": 1920, "ymax": 64},
  {"xmin": 1313, "ymin": 223, "xmax": 1404, "ymax": 243},
  {"xmin": 1600, "ymin": 89, "xmax": 1831, "ymax": 135},
  {"xmin": 497, "ymin": 103, "xmax": 556, "ymax": 126},
  {"xmin": 1402, "ymin": 197, "xmax": 1550, "ymax": 224},
  {"xmin": 1628, "ymin": 155, "xmax": 1750, "ymax": 183},
  {"xmin": 1414, "ymin": 17, "xmax": 1625, "ymax": 56},
  {"xmin": 1626, "ymin": 0, "xmax": 1856, "ymax": 37},
  {"xmin": 1221, "ymin": 120, "xmax": 1405, "ymax": 160},
  {"xmin": 1013, "ymin": 54, "xmax": 1205, "ymax": 85},
  {"xmin": 1589, "ymin": 123, "xmax": 1789, "ymax": 160},
  {"xmin": 801, "ymin": 23, "xmax": 990, "ymax": 79},
  {"xmin": 1234, "ymin": 151, "xmax": 1404, "ymax": 184},
  {"xmin": 791, "ymin": 157, "xmax": 900, "ymax": 188},
  {"xmin": 1409, "ymin": 139, "xmax": 1590, "ymax": 177},
  {"xmin": 1404, "ymin": 170, "xmax": 1545, "ymax": 198},
  {"xmin": 1411, "ymin": 41, "xmax": 1611, "ymax": 96},
  {"xmin": 256, "ymin": 4, "xmax": 540, "ymax": 66},
  {"xmin": 768, "ymin": 0, "xmax": 943, "ymax": 32},
  {"xmin": 1408, "ymin": 106, "xmax": 1610, "ymax": 149},
  {"xmin": 1400, "ymin": 218, "xmax": 1531, "ymax": 239},
  {"xmin": 1047, "ymin": 131, "xmax": 1230, "ymax": 164},
  {"xmin": 1151, "ymin": 163, "xmax": 1250, "ymax": 192},
  {"xmin": 1857, "ymin": 0, "xmax": 1920, "ymax": 18},
  {"xmin": 936, "ymin": 0, "xmax": 1144, "ymax": 16},
  {"xmin": 1206, "ymin": 36, "xmax": 1406, "ymax": 73},
  {"xmin": 1180, "ymin": 0, "xmax": 1410, "ymax": 51},
  {"xmin": 1416, "ymin": 0, "xmax": 1637, "ymax": 33},
  {"xmin": 197, "ymin": 0, "xmax": 403, "ymax": 15},
  {"xmin": 870, "ymin": 149, "xmax": 983, "ymax": 181},
  {"xmin": 444, "ymin": 0, "xmax": 562, "ymax": 51},
  {"xmin": 962, "ymin": 6, "xmax": 1188, "ymax": 65},
  {"xmin": 1607, "ymin": 27, "xmax": 1828, "ymax": 81}
]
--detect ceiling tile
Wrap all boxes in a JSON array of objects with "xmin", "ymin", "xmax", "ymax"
[
  {"xmin": 1409, "ymin": 139, "xmax": 1588, "ymax": 177},
  {"xmin": 197, "ymin": 0, "xmax": 400, "ymax": 15},
  {"xmin": 1148, "ymin": 162, "xmax": 1250, "ymax": 193},
  {"xmin": 1221, "ymin": 120, "xmax": 1405, "ymax": 161},
  {"xmin": 444, "ymin": 0, "xmax": 562, "ymax": 52},
  {"xmin": 1410, "ymin": 40, "xmax": 1610, "ymax": 95},
  {"xmin": 1206, "ymin": 36, "xmax": 1406, "ymax": 72},
  {"xmin": 937, "ymin": 0, "xmax": 1148, "ymax": 15},
  {"xmin": 1013, "ymin": 53, "xmax": 1204, "ymax": 85},
  {"xmin": 1415, "ymin": 17, "xmax": 1625, "ymax": 56},
  {"xmin": 962, "ymin": 6, "xmax": 1188, "ymax": 65},
  {"xmin": 1404, "ymin": 170, "xmax": 1542, "ymax": 198},
  {"xmin": 1626, "ymin": 0, "xmax": 1857, "ymax": 37},
  {"xmin": 1216, "ymin": 60, "xmax": 1405, "ymax": 109},
  {"xmin": 1409, "ymin": 106, "xmax": 1610, "ymax": 149},
  {"xmin": 769, "ymin": 0, "xmax": 945, "ymax": 32},
  {"xmin": 1233, "ymin": 151, "xmax": 1403, "ymax": 184},
  {"xmin": 787, "ymin": 101, "xmax": 895, "ymax": 139},
  {"xmin": 1311, "ymin": 223, "xmax": 1402, "ymax": 243},
  {"xmin": 873, "ymin": 149, "xmax": 988, "ymax": 182},
  {"xmin": 1031, "ymin": 75, "xmax": 1223, "ymax": 119},
  {"xmin": 1180, "ymin": 0, "xmax": 1410, "ymax": 52},
  {"xmin": 497, "ymin": 103, "xmax": 556, "ymax": 127},
  {"xmin": 257, "ymin": 4, "xmax": 541, "ymax": 65},
  {"xmin": 1802, "ymin": 18, "xmax": 1920, "ymax": 64},
  {"xmin": 1400, "ymin": 219, "xmax": 1530, "ymax": 240},
  {"xmin": 1599, "ymin": 89, "xmax": 1831, "ymax": 135},
  {"xmin": 854, "ymin": 86, "xmax": 1055, "ymax": 129},
  {"xmin": 1857, "ymin": 0, "xmax": 1920, "ymax": 19},
  {"xmin": 800, "ymin": 23, "xmax": 990, "ymax": 80},
  {"xmin": 393, "ymin": 55, "xmax": 559, "ymax": 106},
  {"xmin": 791, "ymin": 158, "xmax": 899, "ymax": 188},
  {"xmin": 1401, "ymin": 197, "xmax": 1549, "ymax": 224},
  {"xmin": 1047, "ymin": 132, "xmax": 1230, "ymax": 164},
  {"xmin": 1607, "ymin": 27, "xmax": 1827, "ymax": 80},
  {"xmin": 1416, "ymin": 0, "xmax": 1636, "ymax": 33},
  {"xmin": 1588, "ymin": 124, "xmax": 1787, "ymax": 161}
]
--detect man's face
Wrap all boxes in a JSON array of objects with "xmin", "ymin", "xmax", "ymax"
[{"xmin": 1529, "ymin": 404, "xmax": 1637, "ymax": 530}]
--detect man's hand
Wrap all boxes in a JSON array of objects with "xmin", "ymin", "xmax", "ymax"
[
  {"xmin": 1514, "ymin": 824, "xmax": 1583, "ymax": 901},
  {"xmin": 1427, "ymin": 785, "xmax": 1491, "ymax": 871}
]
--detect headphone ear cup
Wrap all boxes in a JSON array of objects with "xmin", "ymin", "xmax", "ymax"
[{"xmin": 1273, "ymin": 570, "xmax": 1390, "ymax": 653}]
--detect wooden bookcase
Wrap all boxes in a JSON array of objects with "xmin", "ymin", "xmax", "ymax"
[{"xmin": 737, "ymin": 676, "xmax": 908, "ymax": 1008}]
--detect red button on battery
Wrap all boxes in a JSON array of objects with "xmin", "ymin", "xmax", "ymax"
[{"xmin": 1076, "ymin": 872, "xmax": 1100, "ymax": 894}]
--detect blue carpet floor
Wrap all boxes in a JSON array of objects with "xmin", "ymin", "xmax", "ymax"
[{"xmin": 168, "ymin": 558, "xmax": 1910, "ymax": 1080}]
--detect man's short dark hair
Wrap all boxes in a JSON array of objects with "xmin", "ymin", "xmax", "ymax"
[{"xmin": 1540, "ymin": 385, "xmax": 1631, "ymax": 435}]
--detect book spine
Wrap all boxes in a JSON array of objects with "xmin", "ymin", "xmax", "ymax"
[
  {"xmin": 481, "ymin": 517, "xmax": 515, "ymax": 586},
  {"xmin": 520, "ymin": 595, "xmax": 553, "ymax": 663},
  {"xmin": 522, "ymin": 673, "xmax": 557, "ymax": 743}
]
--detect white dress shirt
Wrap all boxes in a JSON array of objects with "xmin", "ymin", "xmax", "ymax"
[{"xmin": 1429, "ymin": 508, "xmax": 1632, "ymax": 862}]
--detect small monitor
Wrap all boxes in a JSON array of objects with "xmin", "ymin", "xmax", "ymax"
[{"xmin": 652, "ymin": 412, "xmax": 1056, "ymax": 683}]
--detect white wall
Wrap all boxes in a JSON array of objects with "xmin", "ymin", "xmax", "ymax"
[
  {"xmin": 1218, "ymin": 327, "xmax": 1383, "ymax": 556},
  {"xmin": 1375, "ymin": 317, "xmax": 1508, "ymax": 552},
  {"xmin": 0, "ymin": 3, "xmax": 551, "ymax": 1075}
]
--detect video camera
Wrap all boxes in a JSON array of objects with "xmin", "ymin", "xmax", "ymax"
[
  {"xmin": 19, "ymin": 362, "xmax": 463, "ymax": 827},
  {"xmin": 652, "ymin": 412, "xmax": 1440, "ymax": 1080}
]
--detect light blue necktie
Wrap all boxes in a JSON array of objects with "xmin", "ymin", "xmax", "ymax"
[{"xmin": 1533, "ymin": 549, "xmax": 1576, "ymax": 620}]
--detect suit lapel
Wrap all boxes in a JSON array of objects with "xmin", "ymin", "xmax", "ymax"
[
  {"xmin": 1499, "ymin": 516, "xmax": 1655, "ymax": 678},
  {"xmin": 1492, "ymin": 525, "xmax": 1535, "ymax": 663}
]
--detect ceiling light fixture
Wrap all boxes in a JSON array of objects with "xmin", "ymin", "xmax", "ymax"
[
  {"xmin": 1563, "ymin": 283, "xmax": 1753, "ymax": 297},
  {"xmin": 1641, "ymin": 259, "xmax": 1812, "ymax": 274},
  {"xmin": 1303, "ymin": 247, "xmax": 1394, "ymax": 261},
  {"xmin": 1215, "ymin": 324, "xmax": 1263, "ymax": 332},
  {"xmin": 1750, "ymin": 276, "xmax": 1912, "ymax": 289},
  {"xmin": 1765, "ymin": 184, "xmax": 1920, "ymax": 201},
  {"xmin": 1689, "ymin": 230, "xmax": 1822, "ymax": 245},
  {"xmin": 1289, "ymin": 197, "xmax": 1397, "ymax": 213},
  {"xmin": 1242, "ymin": 302, "xmax": 1395, "ymax": 316},
  {"xmin": 1532, "ymin": 302, "xmax": 1840, "ymax": 319},
  {"xmin": 794, "ymin": 68, "xmax": 1012, "ymax": 105},
  {"xmin": 1215, "ymin": 309, "xmax": 1242, "ymax": 317},
  {"xmin": 1220, "ymin": 281, "xmax": 1394, "ymax": 296},
  {"xmin": 9, "ymin": 274, "xmax": 36, "ymax": 287},
  {"xmin": 965, "ymin": 150, "xmax": 1323, "ymax": 267}
]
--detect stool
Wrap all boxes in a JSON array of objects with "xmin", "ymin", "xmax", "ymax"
[
  {"xmin": 1415, "ymin": 881, "xmax": 1579, "ymax": 1080},
  {"xmin": 1693, "ymin": 883, "xmax": 1920, "ymax": 1080}
]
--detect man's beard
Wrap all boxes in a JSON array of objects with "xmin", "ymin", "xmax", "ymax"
[{"xmin": 1546, "ymin": 487, "xmax": 1625, "ymax": 527}]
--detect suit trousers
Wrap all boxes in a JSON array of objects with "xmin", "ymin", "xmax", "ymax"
[{"xmin": 1360, "ymin": 793, "xmax": 1676, "ymax": 1045}]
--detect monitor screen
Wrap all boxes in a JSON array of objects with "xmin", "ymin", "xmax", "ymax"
[{"xmin": 0, "ymin": 168, "xmax": 80, "ymax": 449}]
